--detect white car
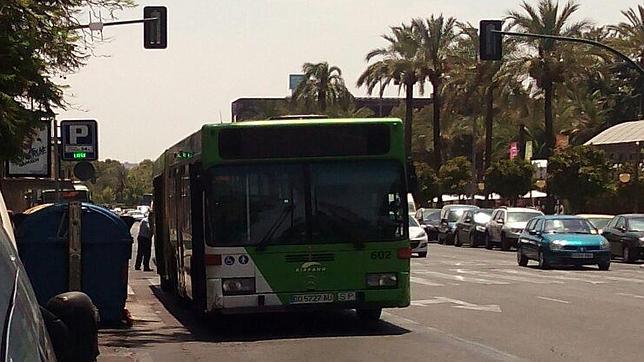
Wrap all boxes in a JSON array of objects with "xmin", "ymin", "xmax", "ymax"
[
  {"xmin": 409, "ymin": 216, "xmax": 428, "ymax": 257},
  {"xmin": 126, "ymin": 210, "xmax": 146, "ymax": 221}
]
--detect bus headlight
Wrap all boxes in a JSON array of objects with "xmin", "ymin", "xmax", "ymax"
[
  {"xmin": 366, "ymin": 273, "xmax": 398, "ymax": 288},
  {"xmin": 222, "ymin": 278, "xmax": 255, "ymax": 295}
]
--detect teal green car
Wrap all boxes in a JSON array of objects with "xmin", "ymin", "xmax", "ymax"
[{"xmin": 517, "ymin": 216, "xmax": 611, "ymax": 270}]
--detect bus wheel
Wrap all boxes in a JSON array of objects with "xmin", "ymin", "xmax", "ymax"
[{"xmin": 356, "ymin": 308, "xmax": 382, "ymax": 323}]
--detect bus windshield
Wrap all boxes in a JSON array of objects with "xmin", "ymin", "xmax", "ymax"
[{"xmin": 207, "ymin": 160, "xmax": 405, "ymax": 247}]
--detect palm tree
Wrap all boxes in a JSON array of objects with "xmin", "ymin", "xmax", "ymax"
[
  {"xmin": 506, "ymin": 0, "xmax": 590, "ymax": 158},
  {"xmin": 412, "ymin": 15, "xmax": 459, "ymax": 171},
  {"xmin": 293, "ymin": 62, "xmax": 352, "ymax": 113},
  {"xmin": 610, "ymin": 5, "xmax": 644, "ymax": 118},
  {"xmin": 357, "ymin": 23, "xmax": 424, "ymax": 161}
]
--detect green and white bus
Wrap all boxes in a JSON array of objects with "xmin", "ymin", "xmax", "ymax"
[{"xmin": 152, "ymin": 118, "xmax": 411, "ymax": 321}]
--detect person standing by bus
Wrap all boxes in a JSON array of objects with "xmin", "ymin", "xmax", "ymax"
[{"xmin": 135, "ymin": 217, "xmax": 153, "ymax": 271}]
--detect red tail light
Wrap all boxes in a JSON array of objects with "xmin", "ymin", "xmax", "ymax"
[
  {"xmin": 205, "ymin": 254, "xmax": 222, "ymax": 265},
  {"xmin": 397, "ymin": 247, "xmax": 412, "ymax": 259}
]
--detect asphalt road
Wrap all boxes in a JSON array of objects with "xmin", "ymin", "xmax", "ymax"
[{"xmin": 100, "ymin": 236, "xmax": 644, "ymax": 362}]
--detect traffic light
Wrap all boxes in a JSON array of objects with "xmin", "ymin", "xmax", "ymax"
[
  {"xmin": 144, "ymin": 6, "xmax": 167, "ymax": 49},
  {"xmin": 479, "ymin": 20, "xmax": 503, "ymax": 61}
]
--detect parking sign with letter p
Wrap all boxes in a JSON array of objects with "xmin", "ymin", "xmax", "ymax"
[{"xmin": 61, "ymin": 120, "xmax": 98, "ymax": 161}]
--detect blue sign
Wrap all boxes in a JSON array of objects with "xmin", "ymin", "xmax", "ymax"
[
  {"xmin": 224, "ymin": 256, "xmax": 235, "ymax": 265},
  {"xmin": 61, "ymin": 120, "xmax": 98, "ymax": 161},
  {"xmin": 238, "ymin": 255, "xmax": 249, "ymax": 264}
]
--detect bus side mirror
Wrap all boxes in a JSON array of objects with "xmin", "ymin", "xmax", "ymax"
[{"xmin": 144, "ymin": 6, "xmax": 168, "ymax": 49}]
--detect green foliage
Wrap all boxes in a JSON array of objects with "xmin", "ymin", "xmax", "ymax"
[
  {"xmin": 414, "ymin": 162, "xmax": 439, "ymax": 204},
  {"xmin": 485, "ymin": 159, "xmax": 535, "ymax": 202},
  {"xmin": 88, "ymin": 159, "xmax": 152, "ymax": 206},
  {"xmin": 438, "ymin": 157, "xmax": 472, "ymax": 196},
  {"xmin": 548, "ymin": 146, "xmax": 614, "ymax": 212},
  {"xmin": 0, "ymin": 0, "xmax": 134, "ymax": 161},
  {"xmin": 292, "ymin": 62, "xmax": 353, "ymax": 113}
]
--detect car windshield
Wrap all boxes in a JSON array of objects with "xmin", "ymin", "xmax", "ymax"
[
  {"xmin": 447, "ymin": 209, "xmax": 468, "ymax": 222},
  {"xmin": 628, "ymin": 218, "xmax": 644, "ymax": 231},
  {"xmin": 423, "ymin": 210, "xmax": 441, "ymax": 222},
  {"xmin": 587, "ymin": 218, "xmax": 611, "ymax": 229},
  {"xmin": 409, "ymin": 217, "xmax": 420, "ymax": 227},
  {"xmin": 473, "ymin": 211, "xmax": 492, "ymax": 224},
  {"xmin": 544, "ymin": 219, "xmax": 594, "ymax": 234},
  {"xmin": 207, "ymin": 160, "xmax": 406, "ymax": 246},
  {"xmin": 508, "ymin": 212, "xmax": 541, "ymax": 223}
]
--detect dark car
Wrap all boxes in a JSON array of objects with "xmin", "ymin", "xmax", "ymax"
[
  {"xmin": 517, "ymin": 216, "xmax": 611, "ymax": 270},
  {"xmin": 602, "ymin": 214, "xmax": 644, "ymax": 263},
  {"xmin": 437, "ymin": 204, "xmax": 479, "ymax": 245},
  {"xmin": 454, "ymin": 209, "xmax": 493, "ymax": 247},
  {"xmin": 415, "ymin": 208, "xmax": 441, "ymax": 242}
]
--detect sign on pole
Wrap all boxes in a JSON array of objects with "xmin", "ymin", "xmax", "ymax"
[
  {"xmin": 289, "ymin": 74, "xmax": 306, "ymax": 92},
  {"xmin": 5, "ymin": 124, "xmax": 51, "ymax": 177},
  {"xmin": 61, "ymin": 120, "xmax": 98, "ymax": 161}
]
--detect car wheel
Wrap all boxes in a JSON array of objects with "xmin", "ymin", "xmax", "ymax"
[
  {"xmin": 501, "ymin": 234, "xmax": 511, "ymax": 251},
  {"xmin": 418, "ymin": 251, "xmax": 427, "ymax": 258},
  {"xmin": 623, "ymin": 245, "xmax": 636, "ymax": 263},
  {"xmin": 356, "ymin": 308, "xmax": 382, "ymax": 323},
  {"xmin": 469, "ymin": 232, "xmax": 478, "ymax": 248},
  {"xmin": 538, "ymin": 250, "xmax": 550, "ymax": 270},
  {"xmin": 598, "ymin": 261, "xmax": 610, "ymax": 271},
  {"xmin": 517, "ymin": 247, "xmax": 528, "ymax": 267},
  {"xmin": 485, "ymin": 233, "xmax": 493, "ymax": 250},
  {"xmin": 454, "ymin": 232, "xmax": 462, "ymax": 247}
]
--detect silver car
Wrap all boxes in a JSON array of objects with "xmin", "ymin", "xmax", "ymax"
[{"xmin": 486, "ymin": 207, "xmax": 543, "ymax": 250}]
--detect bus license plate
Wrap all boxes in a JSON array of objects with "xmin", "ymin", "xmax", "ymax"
[
  {"xmin": 289, "ymin": 293, "xmax": 334, "ymax": 304},
  {"xmin": 571, "ymin": 253, "xmax": 593, "ymax": 259}
]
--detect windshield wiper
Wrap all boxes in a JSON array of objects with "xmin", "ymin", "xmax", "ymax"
[{"xmin": 256, "ymin": 204, "xmax": 294, "ymax": 251}]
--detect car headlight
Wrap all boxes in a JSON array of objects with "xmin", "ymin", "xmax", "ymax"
[
  {"xmin": 600, "ymin": 238, "xmax": 609, "ymax": 250},
  {"xmin": 411, "ymin": 231, "xmax": 427, "ymax": 240},
  {"xmin": 549, "ymin": 239, "xmax": 568, "ymax": 250},
  {"xmin": 639, "ymin": 237, "xmax": 644, "ymax": 242},
  {"xmin": 222, "ymin": 278, "xmax": 255, "ymax": 295},
  {"xmin": 511, "ymin": 228, "xmax": 523, "ymax": 233},
  {"xmin": 366, "ymin": 273, "xmax": 398, "ymax": 288},
  {"xmin": 475, "ymin": 225, "xmax": 486, "ymax": 232}
]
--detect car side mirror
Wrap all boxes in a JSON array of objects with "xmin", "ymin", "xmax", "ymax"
[
  {"xmin": 529, "ymin": 230, "xmax": 540, "ymax": 235},
  {"xmin": 498, "ymin": 218, "xmax": 505, "ymax": 224},
  {"xmin": 465, "ymin": 217, "xmax": 472, "ymax": 223},
  {"xmin": 618, "ymin": 226, "xmax": 627, "ymax": 232}
]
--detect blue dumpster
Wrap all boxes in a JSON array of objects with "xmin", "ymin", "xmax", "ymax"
[{"xmin": 16, "ymin": 203, "xmax": 133, "ymax": 323}]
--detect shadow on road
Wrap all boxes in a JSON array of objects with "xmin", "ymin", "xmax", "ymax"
[{"xmin": 147, "ymin": 285, "xmax": 411, "ymax": 343}]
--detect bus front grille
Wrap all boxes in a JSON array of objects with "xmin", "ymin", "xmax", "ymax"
[{"xmin": 285, "ymin": 253, "xmax": 335, "ymax": 263}]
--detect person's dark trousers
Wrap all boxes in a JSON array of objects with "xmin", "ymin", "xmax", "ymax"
[{"xmin": 135, "ymin": 236, "xmax": 152, "ymax": 270}]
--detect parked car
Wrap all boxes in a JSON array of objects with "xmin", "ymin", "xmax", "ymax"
[
  {"xmin": 437, "ymin": 204, "xmax": 479, "ymax": 245},
  {"xmin": 409, "ymin": 217, "xmax": 428, "ymax": 257},
  {"xmin": 0, "ymin": 190, "xmax": 16, "ymax": 247},
  {"xmin": 126, "ymin": 210, "xmax": 146, "ymax": 221},
  {"xmin": 0, "ymin": 224, "xmax": 58, "ymax": 361},
  {"xmin": 486, "ymin": 207, "xmax": 544, "ymax": 250},
  {"xmin": 517, "ymin": 215, "xmax": 611, "ymax": 270},
  {"xmin": 602, "ymin": 214, "xmax": 644, "ymax": 263},
  {"xmin": 454, "ymin": 209, "xmax": 493, "ymax": 247},
  {"xmin": 415, "ymin": 208, "xmax": 441, "ymax": 242},
  {"xmin": 577, "ymin": 214, "xmax": 614, "ymax": 234}
]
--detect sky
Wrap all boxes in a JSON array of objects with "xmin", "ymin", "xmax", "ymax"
[{"xmin": 56, "ymin": 0, "xmax": 640, "ymax": 162}]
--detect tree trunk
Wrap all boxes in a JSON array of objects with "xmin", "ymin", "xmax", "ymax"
[
  {"xmin": 319, "ymin": 89, "xmax": 327, "ymax": 113},
  {"xmin": 484, "ymin": 85, "xmax": 494, "ymax": 173},
  {"xmin": 432, "ymin": 80, "xmax": 442, "ymax": 172},
  {"xmin": 404, "ymin": 82, "xmax": 414, "ymax": 161},
  {"xmin": 544, "ymin": 81, "xmax": 554, "ymax": 158}
]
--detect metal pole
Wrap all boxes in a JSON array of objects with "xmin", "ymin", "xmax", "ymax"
[
  {"xmin": 53, "ymin": 118, "xmax": 61, "ymax": 203},
  {"xmin": 68, "ymin": 201, "xmax": 82, "ymax": 291}
]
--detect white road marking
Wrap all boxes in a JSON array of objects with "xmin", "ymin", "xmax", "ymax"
[
  {"xmin": 537, "ymin": 296, "xmax": 570, "ymax": 304},
  {"xmin": 617, "ymin": 292, "xmax": 644, "ymax": 299},
  {"xmin": 412, "ymin": 297, "xmax": 502, "ymax": 313},
  {"xmin": 496, "ymin": 269, "xmax": 606, "ymax": 284},
  {"xmin": 415, "ymin": 270, "xmax": 510, "ymax": 285},
  {"xmin": 410, "ymin": 276, "xmax": 445, "ymax": 287},
  {"xmin": 454, "ymin": 269, "xmax": 564, "ymax": 285},
  {"xmin": 382, "ymin": 311, "xmax": 523, "ymax": 361},
  {"xmin": 127, "ymin": 285, "xmax": 135, "ymax": 295}
]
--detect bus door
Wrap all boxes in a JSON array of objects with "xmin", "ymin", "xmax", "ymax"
[{"xmin": 177, "ymin": 165, "xmax": 194, "ymax": 299}]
